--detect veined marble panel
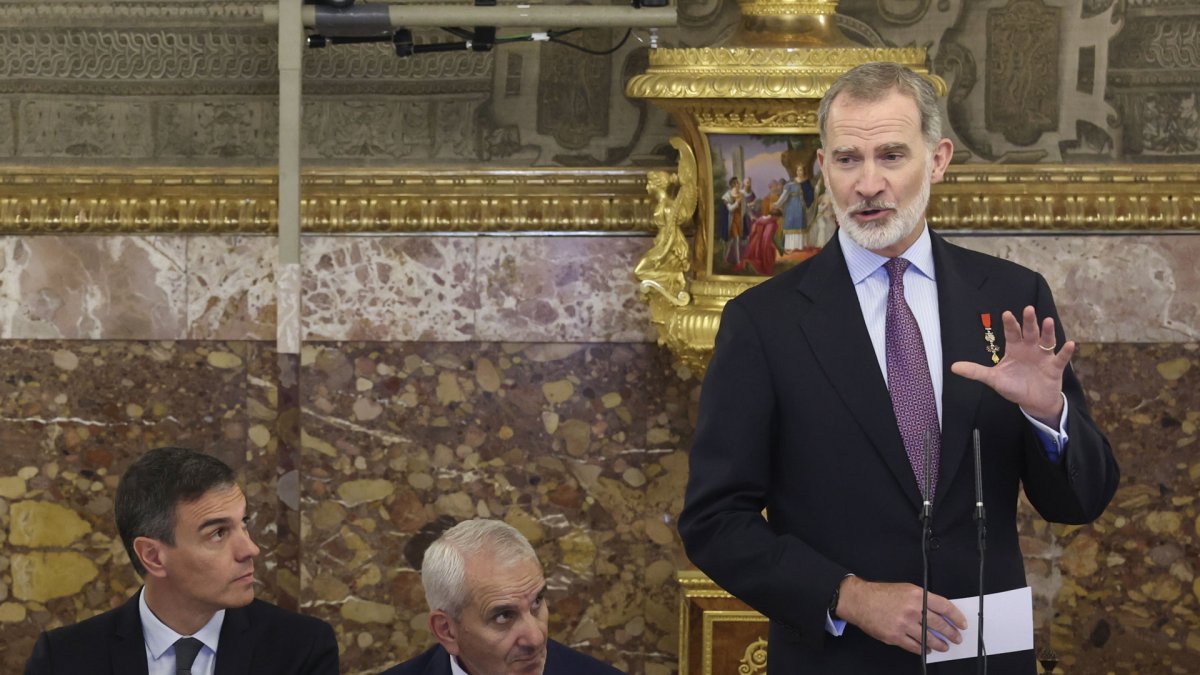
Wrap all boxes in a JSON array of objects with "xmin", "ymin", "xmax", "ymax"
[
  {"xmin": 475, "ymin": 237, "xmax": 655, "ymax": 343},
  {"xmin": 187, "ymin": 236, "xmax": 277, "ymax": 341},
  {"xmin": 0, "ymin": 236, "xmax": 187, "ymax": 340},
  {"xmin": 301, "ymin": 236, "xmax": 479, "ymax": 342},
  {"xmin": 2, "ymin": 234, "xmax": 1197, "ymax": 345},
  {"xmin": 946, "ymin": 234, "xmax": 1200, "ymax": 343}
]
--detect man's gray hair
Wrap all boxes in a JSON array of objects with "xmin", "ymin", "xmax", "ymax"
[
  {"xmin": 421, "ymin": 518, "xmax": 540, "ymax": 620},
  {"xmin": 817, "ymin": 61, "xmax": 945, "ymax": 149}
]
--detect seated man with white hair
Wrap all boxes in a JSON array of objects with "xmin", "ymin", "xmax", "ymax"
[{"xmin": 381, "ymin": 518, "xmax": 623, "ymax": 675}]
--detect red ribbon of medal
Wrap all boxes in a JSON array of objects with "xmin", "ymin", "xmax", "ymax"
[{"xmin": 980, "ymin": 313, "xmax": 1000, "ymax": 363}]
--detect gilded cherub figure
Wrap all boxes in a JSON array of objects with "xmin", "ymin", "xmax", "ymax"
[{"xmin": 635, "ymin": 136, "xmax": 697, "ymax": 318}]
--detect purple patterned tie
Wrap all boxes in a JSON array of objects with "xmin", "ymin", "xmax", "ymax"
[{"xmin": 884, "ymin": 258, "xmax": 940, "ymax": 500}]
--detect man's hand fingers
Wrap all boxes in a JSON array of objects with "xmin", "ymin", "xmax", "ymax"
[
  {"xmin": 929, "ymin": 595, "xmax": 967, "ymax": 631},
  {"xmin": 1056, "ymin": 340, "xmax": 1077, "ymax": 365},
  {"xmin": 950, "ymin": 360, "xmax": 991, "ymax": 384}
]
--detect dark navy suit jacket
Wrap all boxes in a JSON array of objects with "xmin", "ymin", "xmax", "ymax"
[
  {"xmin": 25, "ymin": 590, "xmax": 338, "ymax": 675},
  {"xmin": 379, "ymin": 639, "xmax": 623, "ymax": 675},
  {"xmin": 679, "ymin": 230, "xmax": 1119, "ymax": 673}
]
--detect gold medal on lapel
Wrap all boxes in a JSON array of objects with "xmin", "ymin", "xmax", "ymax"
[{"xmin": 980, "ymin": 313, "xmax": 1000, "ymax": 363}]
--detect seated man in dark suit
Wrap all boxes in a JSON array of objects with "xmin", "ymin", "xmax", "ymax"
[
  {"xmin": 25, "ymin": 446, "xmax": 339, "ymax": 675},
  {"xmin": 381, "ymin": 518, "xmax": 623, "ymax": 675}
]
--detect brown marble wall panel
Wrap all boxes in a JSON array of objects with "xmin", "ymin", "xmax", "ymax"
[
  {"xmin": 298, "ymin": 235, "xmax": 656, "ymax": 344},
  {"xmin": 474, "ymin": 237, "xmax": 655, "ymax": 343},
  {"xmin": 947, "ymin": 234, "xmax": 1200, "ymax": 343},
  {"xmin": 299, "ymin": 341, "xmax": 695, "ymax": 674},
  {"xmin": 0, "ymin": 340, "xmax": 283, "ymax": 672},
  {"xmin": 301, "ymin": 236, "xmax": 480, "ymax": 343},
  {"xmin": 187, "ymin": 236, "xmax": 278, "ymax": 342},
  {"xmin": 0, "ymin": 236, "xmax": 188, "ymax": 340},
  {"xmin": 1041, "ymin": 342, "xmax": 1200, "ymax": 673},
  {"xmin": 0, "ymin": 339, "xmax": 1197, "ymax": 673},
  {"xmin": 5, "ymin": 234, "xmax": 1200, "ymax": 345}
]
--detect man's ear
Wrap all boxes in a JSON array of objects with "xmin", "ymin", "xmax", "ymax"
[
  {"xmin": 930, "ymin": 137, "xmax": 954, "ymax": 184},
  {"xmin": 133, "ymin": 536, "xmax": 168, "ymax": 579},
  {"xmin": 816, "ymin": 148, "xmax": 826, "ymax": 175},
  {"xmin": 429, "ymin": 610, "xmax": 461, "ymax": 656}
]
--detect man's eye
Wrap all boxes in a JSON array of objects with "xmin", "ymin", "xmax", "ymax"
[
  {"xmin": 494, "ymin": 611, "xmax": 513, "ymax": 625},
  {"xmin": 212, "ymin": 528, "xmax": 227, "ymax": 540}
]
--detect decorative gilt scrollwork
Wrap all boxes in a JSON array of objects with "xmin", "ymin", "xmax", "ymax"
[
  {"xmin": 635, "ymin": 137, "xmax": 697, "ymax": 312},
  {"xmin": 737, "ymin": 637, "xmax": 769, "ymax": 675}
]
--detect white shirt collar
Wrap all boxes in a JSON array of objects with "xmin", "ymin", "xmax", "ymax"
[
  {"xmin": 138, "ymin": 587, "xmax": 225, "ymax": 660},
  {"xmin": 839, "ymin": 222, "xmax": 936, "ymax": 285},
  {"xmin": 449, "ymin": 653, "xmax": 470, "ymax": 675}
]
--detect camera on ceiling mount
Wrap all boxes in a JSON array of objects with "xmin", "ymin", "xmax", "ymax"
[{"xmin": 276, "ymin": 0, "xmax": 677, "ymax": 57}]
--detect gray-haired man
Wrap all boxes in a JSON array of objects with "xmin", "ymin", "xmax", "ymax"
[{"xmin": 380, "ymin": 518, "xmax": 623, "ymax": 675}]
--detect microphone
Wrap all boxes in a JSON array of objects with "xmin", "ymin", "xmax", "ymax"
[
  {"xmin": 973, "ymin": 429, "xmax": 988, "ymax": 673},
  {"xmin": 920, "ymin": 427, "xmax": 933, "ymax": 674}
]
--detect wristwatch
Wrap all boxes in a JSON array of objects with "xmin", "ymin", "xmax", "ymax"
[
  {"xmin": 828, "ymin": 583, "xmax": 842, "ymax": 620},
  {"xmin": 829, "ymin": 573, "xmax": 854, "ymax": 620}
]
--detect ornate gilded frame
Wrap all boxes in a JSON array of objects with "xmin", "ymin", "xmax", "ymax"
[
  {"xmin": 0, "ymin": 167, "xmax": 655, "ymax": 234},
  {"xmin": 2, "ymin": 164, "xmax": 1196, "ymax": 235}
]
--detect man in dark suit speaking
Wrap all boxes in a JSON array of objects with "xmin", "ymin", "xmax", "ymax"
[
  {"xmin": 381, "ymin": 518, "xmax": 622, "ymax": 675},
  {"xmin": 25, "ymin": 446, "xmax": 338, "ymax": 675},
  {"xmin": 678, "ymin": 62, "xmax": 1119, "ymax": 673}
]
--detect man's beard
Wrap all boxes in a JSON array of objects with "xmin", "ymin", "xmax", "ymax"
[{"xmin": 832, "ymin": 168, "xmax": 931, "ymax": 252}]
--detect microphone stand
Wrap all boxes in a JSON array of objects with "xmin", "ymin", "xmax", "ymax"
[
  {"xmin": 920, "ymin": 429, "xmax": 933, "ymax": 675},
  {"xmin": 973, "ymin": 429, "xmax": 988, "ymax": 674}
]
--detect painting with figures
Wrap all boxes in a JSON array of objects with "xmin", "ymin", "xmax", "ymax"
[{"xmin": 708, "ymin": 133, "xmax": 833, "ymax": 278}]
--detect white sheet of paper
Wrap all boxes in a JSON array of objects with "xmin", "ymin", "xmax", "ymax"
[{"xmin": 926, "ymin": 586, "xmax": 1034, "ymax": 663}]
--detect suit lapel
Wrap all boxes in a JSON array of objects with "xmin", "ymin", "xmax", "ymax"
[
  {"xmin": 214, "ymin": 604, "xmax": 252, "ymax": 675},
  {"xmin": 931, "ymin": 232, "xmax": 990, "ymax": 509},
  {"xmin": 112, "ymin": 591, "xmax": 150, "ymax": 675},
  {"xmin": 795, "ymin": 238, "xmax": 924, "ymax": 509}
]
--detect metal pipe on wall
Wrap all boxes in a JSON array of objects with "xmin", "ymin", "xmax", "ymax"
[
  {"xmin": 277, "ymin": 0, "xmax": 302, "ymax": 355},
  {"xmin": 263, "ymin": 4, "xmax": 677, "ymax": 29}
]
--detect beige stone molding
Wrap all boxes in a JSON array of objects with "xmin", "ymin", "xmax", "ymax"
[{"xmin": 0, "ymin": 166, "xmax": 655, "ymax": 234}]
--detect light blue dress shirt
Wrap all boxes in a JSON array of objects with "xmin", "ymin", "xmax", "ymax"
[{"xmin": 139, "ymin": 588, "xmax": 224, "ymax": 675}]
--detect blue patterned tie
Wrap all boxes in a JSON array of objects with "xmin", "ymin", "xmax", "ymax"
[
  {"xmin": 884, "ymin": 257, "xmax": 940, "ymax": 500},
  {"xmin": 174, "ymin": 637, "xmax": 203, "ymax": 675}
]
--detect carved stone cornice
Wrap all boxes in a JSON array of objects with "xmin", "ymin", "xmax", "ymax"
[
  {"xmin": 0, "ymin": 29, "xmax": 490, "ymax": 96},
  {"xmin": 0, "ymin": 167, "xmax": 654, "ymax": 234},
  {"xmin": 0, "ymin": 2, "xmax": 265, "ymax": 27}
]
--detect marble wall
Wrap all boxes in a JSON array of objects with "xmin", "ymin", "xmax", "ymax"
[{"xmin": 1, "ymin": 232, "xmax": 1198, "ymax": 674}]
